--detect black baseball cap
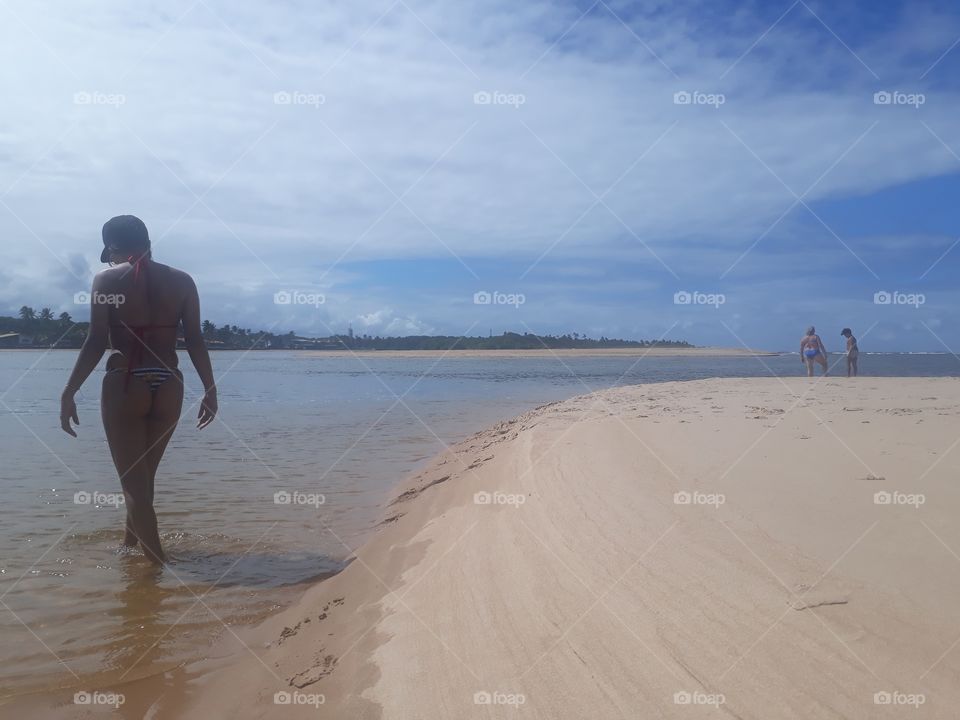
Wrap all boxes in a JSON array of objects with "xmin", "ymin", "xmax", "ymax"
[{"xmin": 101, "ymin": 215, "xmax": 149, "ymax": 263}]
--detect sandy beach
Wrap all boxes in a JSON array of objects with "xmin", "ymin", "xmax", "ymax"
[
  {"xmin": 159, "ymin": 376, "xmax": 957, "ymax": 719},
  {"xmin": 13, "ymin": 376, "xmax": 960, "ymax": 718}
]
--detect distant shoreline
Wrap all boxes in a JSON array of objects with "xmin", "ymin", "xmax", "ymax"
[
  {"xmin": 293, "ymin": 347, "xmax": 776, "ymax": 358},
  {"xmin": 2, "ymin": 346, "xmax": 776, "ymax": 357}
]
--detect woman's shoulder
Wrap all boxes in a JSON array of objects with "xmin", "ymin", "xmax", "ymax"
[
  {"xmin": 93, "ymin": 264, "xmax": 130, "ymax": 289},
  {"xmin": 151, "ymin": 262, "xmax": 195, "ymax": 286}
]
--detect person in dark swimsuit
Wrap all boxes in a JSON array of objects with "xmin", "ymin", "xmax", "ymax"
[
  {"xmin": 60, "ymin": 215, "xmax": 217, "ymax": 564},
  {"xmin": 800, "ymin": 325, "xmax": 828, "ymax": 377},
  {"xmin": 841, "ymin": 328, "xmax": 859, "ymax": 377}
]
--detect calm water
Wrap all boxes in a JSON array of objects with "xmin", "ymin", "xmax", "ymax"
[{"xmin": 0, "ymin": 349, "xmax": 956, "ymax": 697}]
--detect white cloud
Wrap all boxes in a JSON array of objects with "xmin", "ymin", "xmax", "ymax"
[
  {"xmin": 1, "ymin": 0, "xmax": 958, "ymax": 346},
  {"xmin": 356, "ymin": 308, "xmax": 433, "ymax": 335}
]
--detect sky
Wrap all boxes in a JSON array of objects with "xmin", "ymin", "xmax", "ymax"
[{"xmin": 1, "ymin": 0, "xmax": 958, "ymax": 351}]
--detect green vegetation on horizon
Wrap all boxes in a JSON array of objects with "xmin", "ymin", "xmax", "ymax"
[{"xmin": 2, "ymin": 307, "xmax": 692, "ymax": 350}]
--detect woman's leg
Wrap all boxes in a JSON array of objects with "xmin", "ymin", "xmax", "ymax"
[
  {"xmin": 101, "ymin": 372, "xmax": 166, "ymax": 564},
  {"xmin": 805, "ymin": 357, "xmax": 814, "ymax": 377},
  {"xmin": 817, "ymin": 353, "xmax": 829, "ymax": 376},
  {"xmin": 143, "ymin": 373, "xmax": 184, "ymax": 503}
]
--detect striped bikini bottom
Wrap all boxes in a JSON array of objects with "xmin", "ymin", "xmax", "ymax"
[{"xmin": 109, "ymin": 366, "xmax": 177, "ymax": 392}]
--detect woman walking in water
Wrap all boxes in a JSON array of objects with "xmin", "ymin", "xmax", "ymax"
[
  {"xmin": 800, "ymin": 325, "xmax": 828, "ymax": 377},
  {"xmin": 60, "ymin": 215, "xmax": 217, "ymax": 564}
]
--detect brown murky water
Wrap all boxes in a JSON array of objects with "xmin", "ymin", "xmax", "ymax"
[{"xmin": 0, "ymin": 350, "xmax": 577, "ymax": 699}]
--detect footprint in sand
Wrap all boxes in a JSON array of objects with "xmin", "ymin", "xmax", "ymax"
[
  {"xmin": 792, "ymin": 598, "xmax": 849, "ymax": 611},
  {"xmin": 289, "ymin": 654, "xmax": 337, "ymax": 688}
]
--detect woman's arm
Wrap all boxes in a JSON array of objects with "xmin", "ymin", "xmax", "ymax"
[
  {"xmin": 60, "ymin": 274, "xmax": 111, "ymax": 436},
  {"xmin": 181, "ymin": 275, "xmax": 218, "ymax": 429}
]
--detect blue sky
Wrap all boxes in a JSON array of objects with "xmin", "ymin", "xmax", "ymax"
[{"xmin": 1, "ymin": 0, "xmax": 958, "ymax": 351}]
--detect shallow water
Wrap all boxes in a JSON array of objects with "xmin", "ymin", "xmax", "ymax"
[{"xmin": 0, "ymin": 349, "xmax": 956, "ymax": 696}]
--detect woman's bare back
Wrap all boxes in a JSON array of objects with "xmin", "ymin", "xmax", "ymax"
[{"xmin": 100, "ymin": 260, "xmax": 192, "ymax": 370}]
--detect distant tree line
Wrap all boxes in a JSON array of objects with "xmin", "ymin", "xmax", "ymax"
[
  {"xmin": 1, "ymin": 308, "xmax": 692, "ymax": 350},
  {"xmin": 335, "ymin": 331, "xmax": 692, "ymax": 351},
  {"xmin": 0, "ymin": 306, "xmax": 85, "ymax": 347}
]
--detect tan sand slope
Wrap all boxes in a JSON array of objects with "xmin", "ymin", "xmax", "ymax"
[{"xmin": 180, "ymin": 378, "xmax": 960, "ymax": 718}]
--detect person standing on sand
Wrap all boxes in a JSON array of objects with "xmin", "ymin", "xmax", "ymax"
[
  {"xmin": 841, "ymin": 328, "xmax": 859, "ymax": 377},
  {"xmin": 800, "ymin": 326, "xmax": 828, "ymax": 377},
  {"xmin": 60, "ymin": 215, "xmax": 218, "ymax": 564}
]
